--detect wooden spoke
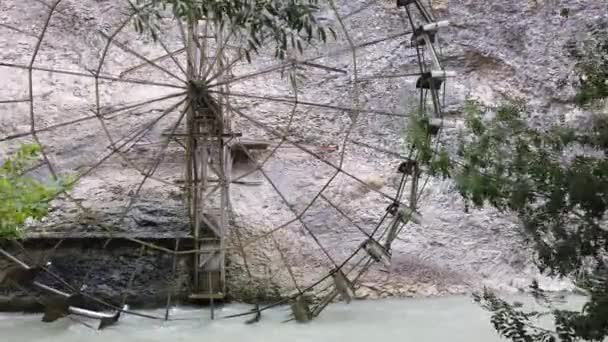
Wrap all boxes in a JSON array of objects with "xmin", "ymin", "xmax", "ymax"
[
  {"xmin": 99, "ymin": 31, "xmax": 187, "ymax": 84},
  {"xmin": 231, "ymin": 106, "xmax": 403, "ymax": 203},
  {"xmin": 119, "ymin": 47, "xmax": 187, "ymax": 79},
  {"xmin": 0, "ymin": 62, "xmax": 186, "ymax": 89},
  {"xmin": 1, "ymin": 92, "xmax": 186, "ymax": 142},
  {"xmin": 357, "ymin": 71, "xmax": 424, "ymax": 82},
  {"xmin": 208, "ymin": 89, "xmax": 409, "ymax": 118},
  {"xmin": 0, "ymin": 22, "xmax": 39, "ymax": 38},
  {"xmin": 0, "ymin": 99, "xmax": 29, "ymax": 104},
  {"xmin": 207, "ymin": 30, "xmax": 412, "ymax": 88}
]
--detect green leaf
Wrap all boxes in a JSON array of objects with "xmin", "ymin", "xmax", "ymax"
[
  {"xmin": 0, "ymin": 144, "xmax": 72, "ymax": 239},
  {"xmin": 129, "ymin": 0, "xmax": 335, "ymax": 61}
]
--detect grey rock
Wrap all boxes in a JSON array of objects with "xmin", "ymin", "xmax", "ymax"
[{"xmin": 2, "ymin": 0, "xmax": 596, "ymax": 307}]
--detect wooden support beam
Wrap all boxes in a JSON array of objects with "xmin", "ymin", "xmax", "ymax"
[
  {"xmin": 231, "ymin": 140, "xmax": 271, "ymax": 151},
  {"xmin": 162, "ymin": 132, "xmax": 242, "ymax": 138},
  {"xmin": 188, "ymin": 292, "xmax": 225, "ymax": 300}
]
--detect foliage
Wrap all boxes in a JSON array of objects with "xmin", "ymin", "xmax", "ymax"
[
  {"xmin": 473, "ymin": 286, "xmax": 558, "ymax": 342},
  {"xmin": 460, "ymin": 102, "xmax": 607, "ymax": 275},
  {"xmin": 0, "ymin": 144, "xmax": 71, "ymax": 239},
  {"xmin": 571, "ymin": 27, "xmax": 608, "ymax": 107},
  {"xmin": 415, "ymin": 97, "xmax": 607, "ymax": 268},
  {"xmin": 474, "ymin": 274, "xmax": 608, "ymax": 342},
  {"xmin": 409, "ymin": 98, "xmax": 608, "ymax": 341},
  {"xmin": 130, "ymin": 0, "xmax": 336, "ymax": 61},
  {"xmin": 404, "ymin": 107, "xmax": 451, "ymax": 179},
  {"xmin": 405, "ymin": 22, "xmax": 608, "ymax": 338}
]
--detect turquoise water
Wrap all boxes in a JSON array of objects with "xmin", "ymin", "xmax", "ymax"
[{"xmin": 0, "ymin": 296, "xmax": 580, "ymax": 342}]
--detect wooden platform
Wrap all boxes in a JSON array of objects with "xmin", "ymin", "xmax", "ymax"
[
  {"xmin": 24, "ymin": 231, "xmax": 192, "ymax": 240},
  {"xmin": 188, "ymin": 292, "xmax": 225, "ymax": 300}
]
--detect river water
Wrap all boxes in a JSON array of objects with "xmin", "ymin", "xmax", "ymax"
[{"xmin": 0, "ymin": 296, "xmax": 582, "ymax": 342}]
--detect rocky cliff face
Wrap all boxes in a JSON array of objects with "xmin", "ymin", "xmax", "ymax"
[{"xmin": 1, "ymin": 0, "xmax": 603, "ymax": 305}]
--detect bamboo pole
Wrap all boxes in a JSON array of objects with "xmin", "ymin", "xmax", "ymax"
[{"xmin": 185, "ymin": 18, "xmax": 199, "ymax": 291}]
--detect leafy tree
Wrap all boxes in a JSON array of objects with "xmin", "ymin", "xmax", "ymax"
[
  {"xmin": 0, "ymin": 144, "xmax": 71, "ymax": 239},
  {"xmin": 410, "ymin": 103, "xmax": 608, "ymax": 341},
  {"xmin": 406, "ymin": 25, "xmax": 607, "ymax": 342},
  {"xmin": 130, "ymin": 0, "xmax": 336, "ymax": 61},
  {"xmin": 454, "ymin": 101, "xmax": 608, "ymax": 341}
]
